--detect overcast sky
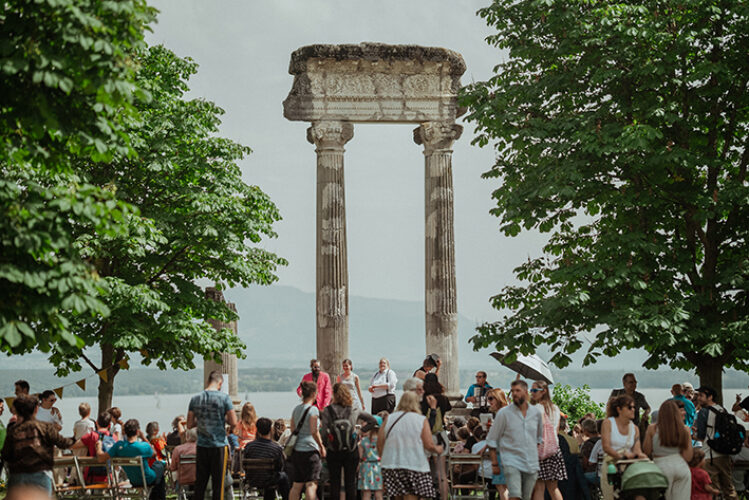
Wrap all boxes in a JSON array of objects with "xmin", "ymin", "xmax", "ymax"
[{"xmin": 144, "ymin": 0, "xmax": 549, "ymax": 323}]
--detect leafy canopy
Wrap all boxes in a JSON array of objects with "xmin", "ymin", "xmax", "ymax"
[
  {"xmin": 50, "ymin": 45, "xmax": 286, "ymax": 380},
  {"xmin": 461, "ymin": 0, "xmax": 749, "ymax": 385},
  {"xmin": 1, "ymin": 0, "xmax": 156, "ymax": 353}
]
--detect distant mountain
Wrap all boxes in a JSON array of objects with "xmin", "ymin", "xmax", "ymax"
[
  {"xmin": 3, "ymin": 285, "xmax": 657, "ymax": 375},
  {"xmin": 223, "ymin": 285, "xmax": 495, "ymax": 370}
]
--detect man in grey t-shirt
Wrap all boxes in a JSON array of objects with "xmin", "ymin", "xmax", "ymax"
[{"xmin": 187, "ymin": 370, "xmax": 237, "ymax": 500}]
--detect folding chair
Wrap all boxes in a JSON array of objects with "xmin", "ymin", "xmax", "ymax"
[
  {"xmin": 52, "ymin": 456, "xmax": 86, "ymax": 499},
  {"xmin": 110, "ymin": 456, "xmax": 151, "ymax": 500},
  {"xmin": 177, "ymin": 453, "xmax": 197, "ymax": 500},
  {"xmin": 76, "ymin": 456, "xmax": 117, "ymax": 499},
  {"xmin": 448, "ymin": 452, "xmax": 488, "ymax": 500},
  {"xmin": 241, "ymin": 457, "xmax": 280, "ymax": 500}
]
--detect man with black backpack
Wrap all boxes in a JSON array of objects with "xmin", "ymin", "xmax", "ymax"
[
  {"xmin": 321, "ymin": 383, "xmax": 360, "ymax": 500},
  {"xmin": 695, "ymin": 385, "xmax": 743, "ymax": 500}
]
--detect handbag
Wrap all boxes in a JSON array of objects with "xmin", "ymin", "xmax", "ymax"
[
  {"xmin": 283, "ymin": 405, "xmax": 312, "ymax": 458},
  {"xmin": 538, "ymin": 409, "xmax": 560, "ymax": 460}
]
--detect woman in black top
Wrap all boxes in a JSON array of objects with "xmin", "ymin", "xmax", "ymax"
[{"xmin": 420, "ymin": 373, "xmax": 451, "ymax": 500}]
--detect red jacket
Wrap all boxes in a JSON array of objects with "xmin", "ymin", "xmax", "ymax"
[{"xmin": 296, "ymin": 372, "xmax": 332, "ymax": 409}]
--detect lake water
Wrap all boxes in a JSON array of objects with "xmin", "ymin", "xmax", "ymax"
[{"xmin": 2, "ymin": 388, "xmax": 746, "ymax": 435}]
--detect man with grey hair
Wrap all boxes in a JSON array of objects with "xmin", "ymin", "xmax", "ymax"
[{"xmin": 402, "ymin": 377, "xmax": 424, "ymax": 395}]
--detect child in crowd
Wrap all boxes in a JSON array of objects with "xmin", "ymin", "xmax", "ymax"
[
  {"xmin": 464, "ymin": 416, "xmax": 481, "ymax": 450},
  {"xmin": 580, "ymin": 418, "xmax": 601, "ymax": 474},
  {"xmin": 452, "ymin": 426, "xmax": 472, "ymax": 453},
  {"xmin": 689, "ymin": 449, "xmax": 720, "ymax": 499},
  {"xmin": 358, "ymin": 415, "xmax": 383, "ymax": 500},
  {"xmin": 72, "ymin": 403, "xmax": 96, "ymax": 457},
  {"xmin": 108, "ymin": 407, "xmax": 123, "ymax": 441},
  {"xmin": 145, "ymin": 421, "xmax": 167, "ymax": 468}
]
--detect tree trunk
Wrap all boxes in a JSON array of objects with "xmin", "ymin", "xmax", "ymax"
[
  {"xmin": 696, "ymin": 358, "xmax": 724, "ymax": 405},
  {"xmin": 97, "ymin": 343, "xmax": 118, "ymax": 414}
]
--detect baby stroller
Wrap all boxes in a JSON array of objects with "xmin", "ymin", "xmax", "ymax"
[{"xmin": 607, "ymin": 459, "xmax": 668, "ymax": 500}]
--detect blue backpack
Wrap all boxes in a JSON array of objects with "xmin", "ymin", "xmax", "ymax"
[{"xmin": 87, "ymin": 431, "xmax": 116, "ymax": 481}]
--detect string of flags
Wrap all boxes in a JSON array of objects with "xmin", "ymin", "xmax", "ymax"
[{"xmin": 3, "ymin": 357, "xmax": 130, "ymax": 410}]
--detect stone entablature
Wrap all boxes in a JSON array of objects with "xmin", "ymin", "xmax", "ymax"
[{"xmin": 284, "ymin": 43, "xmax": 466, "ymax": 124}]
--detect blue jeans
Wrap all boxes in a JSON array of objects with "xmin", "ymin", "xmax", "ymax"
[{"xmin": 8, "ymin": 471, "xmax": 53, "ymax": 493}]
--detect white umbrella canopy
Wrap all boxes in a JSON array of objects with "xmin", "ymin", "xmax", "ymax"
[{"xmin": 490, "ymin": 351, "xmax": 555, "ymax": 385}]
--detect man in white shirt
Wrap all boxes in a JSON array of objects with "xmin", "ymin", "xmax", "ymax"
[{"xmin": 486, "ymin": 379, "xmax": 544, "ymax": 500}]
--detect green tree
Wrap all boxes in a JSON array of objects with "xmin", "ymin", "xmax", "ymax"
[
  {"xmin": 1, "ymin": 0, "xmax": 155, "ymax": 353},
  {"xmin": 551, "ymin": 384, "xmax": 604, "ymax": 424},
  {"xmin": 49, "ymin": 45, "xmax": 286, "ymax": 411},
  {"xmin": 462, "ymin": 0, "xmax": 749, "ymax": 402}
]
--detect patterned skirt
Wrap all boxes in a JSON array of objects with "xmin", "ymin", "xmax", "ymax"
[
  {"xmin": 383, "ymin": 468, "xmax": 437, "ymax": 498},
  {"xmin": 538, "ymin": 449, "xmax": 567, "ymax": 481}
]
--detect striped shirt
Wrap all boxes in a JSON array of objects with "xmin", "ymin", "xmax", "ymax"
[{"xmin": 242, "ymin": 437, "xmax": 284, "ymax": 487}]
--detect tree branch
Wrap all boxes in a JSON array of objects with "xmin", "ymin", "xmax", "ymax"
[
  {"xmin": 80, "ymin": 352, "xmax": 100, "ymax": 373},
  {"xmin": 146, "ymin": 244, "xmax": 190, "ymax": 285}
]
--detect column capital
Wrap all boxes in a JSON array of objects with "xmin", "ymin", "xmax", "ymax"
[
  {"xmin": 307, "ymin": 121, "xmax": 354, "ymax": 150},
  {"xmin": 413, "ymin": 122, "xmax": 463, "ymax": 153}
]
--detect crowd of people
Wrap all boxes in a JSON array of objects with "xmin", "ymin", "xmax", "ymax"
[{"xmin": 1, "ymin": 360, "xmax": 748, "ymax": 500}]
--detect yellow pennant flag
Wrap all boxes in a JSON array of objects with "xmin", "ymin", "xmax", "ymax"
[
  {"xmin": 118, "ymin": 358, "xmax": 129, "ymax": 370},
  {"xmin": 98, "ymin": 369, "xmax": 108, "ymax": 383},
  {"xmin": 53, "ymin": 387, "xmax": 63, "ymax": 399},
  {"xmin": 76, "ymin": 379, "xmax": 86, "ymax": 391},
  {"xmin": 5, "ymin": 397, "xmax": 15, "ymax": 409}
]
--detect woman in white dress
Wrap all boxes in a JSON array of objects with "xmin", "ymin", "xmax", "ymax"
[{"xmin": 337, "ymin": 358, "xmax": 365, "ymax": 411}]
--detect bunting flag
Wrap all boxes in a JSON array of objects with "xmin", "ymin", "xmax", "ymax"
[{"xmin": 2, "ymin": 355, "xmax": 130, "ymax": 401}]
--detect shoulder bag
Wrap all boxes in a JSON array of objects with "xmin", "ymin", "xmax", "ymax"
[{"xmin": 283, "ymin": 405, "xmax": 313, "ymax": 458}]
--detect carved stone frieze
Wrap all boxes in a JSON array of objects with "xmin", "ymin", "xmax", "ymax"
[{"xmin": 285, "ymin": 43, "xmax": 466, "ymax": 123}]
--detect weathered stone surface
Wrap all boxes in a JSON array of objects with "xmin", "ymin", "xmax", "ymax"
[
  {"xmin": 415, "ymin": 122, "xmax": 462, "ymax": 397},
  {"xmin": 204, "ymin": 287, "xmax": 240, "ymax": 406},
  {"xmin": 285, "ymin": 43, "xmax": 466, "ymax": 123},
  {"xmin": 308, "ymin": 121, "xmax": 354, "ymax": 375}
]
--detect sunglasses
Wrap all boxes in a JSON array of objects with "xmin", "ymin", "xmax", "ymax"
[
  {"xmin": 628, "ymin": 405, "xmax": 635, "ymax": 409},
  {"xmin": 530, "ymin": 388, "xmax": 543, "ymax": 393},
  {"xmin": 487, "ymin": 397, "xmax": 496, "ymax": 402}
]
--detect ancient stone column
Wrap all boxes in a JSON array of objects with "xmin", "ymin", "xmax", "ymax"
[
  {"xmin": 204, "ymin": 287, "xmax": 240, "ymax": 406},
  {"xmin": 307, "ymin": 121, "xmax": 354, "ymax": 375},
  {"xmin": 414, "ymin": 122, "xmax": 463, "ymax": 397}
]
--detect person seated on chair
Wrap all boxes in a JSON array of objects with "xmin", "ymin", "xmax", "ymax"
[
  {"xmin": 99, "ymin": 418, "xmax": 166, "ymax": 500},
  {"xmin": 242, "ymin": 417, "xmax": 289, "ymax": 500},
  {"xmin": 170, "ymin": 428, "xmax": 198, "ymax": 492}
]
